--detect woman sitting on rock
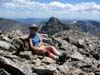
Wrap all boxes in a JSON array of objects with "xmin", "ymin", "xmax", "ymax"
[
  {"xmin": 28, "ymin": 24, "xmax": 65, "ymax": 60},
  {"xmin": 14, "ymin": 24, "xmax": 66, "ymax": 64}
]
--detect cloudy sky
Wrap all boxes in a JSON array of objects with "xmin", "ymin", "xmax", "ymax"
[{"xmin": 0, "ymin": 0, "xmax": 100, "ymax": 20}]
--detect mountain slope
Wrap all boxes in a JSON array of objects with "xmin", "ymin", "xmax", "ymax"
[
  {"xmin": 75, "ymin": 20, "xmax": 100, "ymax": 36},
  {"xmin": 0, "ymin": 18, "xmax": 29, "ymax": 34}
]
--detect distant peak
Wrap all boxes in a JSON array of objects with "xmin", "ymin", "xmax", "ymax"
[
  {"xmin": 48, "ymin": 17, "xmax": 61, "ymax": 24},
  {"xmin": 0, "ymin": 18, "xmax": 4, "ymax": 21},
  {"xmin": 49, "ymin": 17, "xmax": 59, "ymax": 20}
]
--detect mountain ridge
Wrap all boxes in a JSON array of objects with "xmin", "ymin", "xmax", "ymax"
[
  {"xmin": 75, "ymin": 20, "xmax": 100, "ymax": 36},
  {"xmin": 0, "ymin": 17, "xmax": 29, "ymax": 34},
  {"xmin": 1, "ymin": 17, "xmax": 100, "ymax": 36},
  {"xmin": 39, "ymin": 17, "xmax": 100, "ymax": 36}
]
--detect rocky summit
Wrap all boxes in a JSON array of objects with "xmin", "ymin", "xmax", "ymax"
[{"xmin": 0, "ymin": 29, "xmax": 100, "ymax": 75}]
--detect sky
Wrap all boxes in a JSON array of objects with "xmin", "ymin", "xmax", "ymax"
[{"xmin": 0, "ymin": 0, "xmax": 100, "ymax": 20}]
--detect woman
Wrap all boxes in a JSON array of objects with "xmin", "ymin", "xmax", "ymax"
[
  {"xmin": 14, "ymin": 24, "xmax": 67, "ymax": 64},
  {"xmin": 28, "ymin": 24, "xmax": 62, "ymax": 60}
]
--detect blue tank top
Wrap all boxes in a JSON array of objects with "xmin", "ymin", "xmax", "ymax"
[{"xmin": 30, "ymin": 33, "xmax": 40, "ymax": 47}]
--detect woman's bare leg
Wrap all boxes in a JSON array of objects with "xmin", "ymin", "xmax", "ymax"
[
  {"xmin": 46, "ymin": 46, "xmax": 61, "ymax": 56},
  {"xmin": 48, "ymin": 53, "xmax": 59, "ymax": 60}
]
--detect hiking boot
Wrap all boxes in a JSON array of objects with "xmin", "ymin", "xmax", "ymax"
[{"xmin": 56, "ymin": 53, "xmax": 69, "ymax": 65}]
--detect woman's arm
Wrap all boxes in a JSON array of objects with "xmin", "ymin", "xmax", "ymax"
[{"xmin": 20, "ymin": 34, "xmax": 29, "ymax": 41}]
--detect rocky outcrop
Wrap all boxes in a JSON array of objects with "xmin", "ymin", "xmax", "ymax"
[
  {"xmin": 52, "ymin": 30, "xmax": 100, "ymax": 75},
  {"xmin": 0, "ymin": 68, "xmax": 11, "ymax": 75},
  {"xmin": 0, "ymin": 29, "xmax": 100, "ymax": 75},
  {"xmin": 0, "ymin": 55, "xmax": 33, "ymax": 75},
  {"xmin": 39, "ymin": 17, "xmax": 69, "ymax": 35}
]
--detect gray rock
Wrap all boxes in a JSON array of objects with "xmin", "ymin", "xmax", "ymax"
[
  {"xmin": 88, "ymin": 72, "xmax": 95, "ymax": 75},
  {"xmin": 32, "ymin": 64, "xmax": 56, "ymax": 75},
  {"xmin": 82, "ymin": 67, "xmax": 93, "ymax": 73},
  {"xmin": 54, "ymin": 70, "xmax": 64, "ymax": 75},
  {"xmin": 0, "ymin": 35, "xmax": 12, "ymax": 43},
  {"xmin": 78, "ymin": 48, "xmax": 89, "ymax": 55},
  {"xmin": 57, "ymin": 64, "xmax": 69, "ymax": 75},
  {"xmin": 0, "ymin": 68, "xmax": 11, "ymax": 75},
  {"xmin": 71, "ymin": 69, "xmax": 88, "ymax": 75},
  {"xmin": 19, "ymin": 51, "xmax": 33, "ymax": 59},
  {"xmin": 78, "ymin": 59, "xmax": 93, "ymax": 68},
  {"xmin": 0, "ymin": 55, "xmax": 33, "ymax": 75},
  {"xmin": 33, "ymin": 58, "xmax": 42, "ymax": 67},
  {"xmin": 0, "ymin": 41, "xmax": 11, "ymax": 49},
  {"xmin": 71, "ymin": 51, "xmax": 84, "ymax": 60},
  {"xmin": 32, "ymin": 73, "xmax": 38, "ymax": 75},
  {"xmin": 78, "ymin": 39, "xmax": 85, "ymax": 46},
  {"xmin": 0, "ymin": 40, "xmax": 16, "ymax": 51},
  {"xmin": 41, "ymin": 34, "xmax": 54, "ymax": 45}
]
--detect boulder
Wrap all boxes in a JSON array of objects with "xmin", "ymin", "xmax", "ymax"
[
  {"xmin": 0, "ymin": 40, "xmax": 16, "ymax": 51},
  {"xmin": 19, "ymin": 51, "xmax": 33, "ymax": 60},
  {"xmin": 0, "ymin": 35, "xmax": 12, "ymax": 43},
  {"xmin": 0, "ymin": 55, "xmax": 33, "ymax": 75},
  {"xmin": 32, "ymin": 64, "xmax": 56, "ymax": 75},
  {"xmin": 57, "ymin": 64, "xmax": 69, "ymax": 75},
  {"xmin": 32, "ymin": 58, "xmax": 42, "ymax": 67},
  {"xmin": 71, "ymin": 51, "xmax": 84, "ymax": 60},
  {"xmin": 0, "ymin": 68, "xmax": 11, "ymax": 75}
]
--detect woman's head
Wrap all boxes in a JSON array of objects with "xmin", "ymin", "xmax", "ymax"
[{"xmin": 29, "ymin": 24, "xmax": 38, "ymax": 34}]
